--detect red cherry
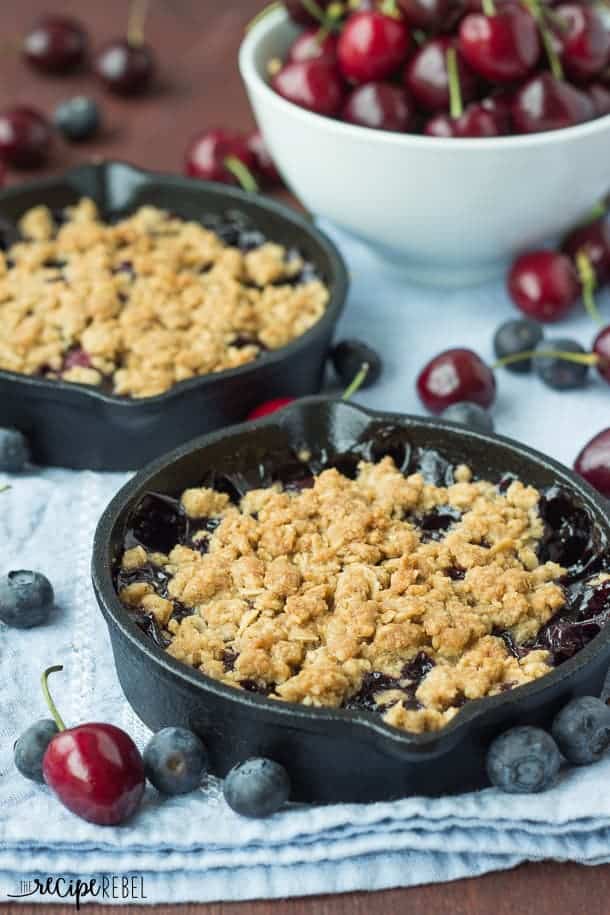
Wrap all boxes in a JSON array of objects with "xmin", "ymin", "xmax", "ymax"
[
  {"xmin": 288, "ymin": 28, "xmax": 338, "ymax": 64},
  {"xmin": 95, "ymin": 39, "xmax": 155, "ymax": 95},
  {"xmin": 574, "ymin": 428, "xmax": 610, "ymax": 498},
  {"xmin": 398, "ymin": 0, "xmax": 465, "ymax": 31},
  {"xmin": 425, "ymin": 98, "xmax": 506, "ymax": 136},
  {"xmin": 185, "ymin": 129, "xmax": 257, "ymax": 187},
  {"xmin": 507, "ymin": 251, "xmax": 579, "ymax": 322},
  {"xmin": 246, "ymin": 130, "xmax": 282, "ymax": 187},
  {"xmin": 552, "ymin": 4, "xmax": 610, "ymax": 83},
  {"xmin": 405, "ymin": 38, "xmax": 477, "ymax": 112},
  {"xmin": 337, "ymin": 11, "xmax": 412, "ymax": 84},
  {"xmin": 284, "ymin": 0, "xmax": 338, "ymax": 26},
  {"xmin": 561, "ymin": 219, "xmax": 610, "ymax": 285},
  {"xmin": 416, "ymin": 348, "xmax": 496, "ymax": 414},
  {"xmin": 593, "ymin": 325, "xmax": 610, "ymax": 385},
  {"xmin": 588, "ymin": 82, "xmax": 610, "ymax": 117},
  {"xmin": 511, "ymin": 73, "xmax": 594, "ymax": 134},
  {"xmin": 342, "ymin": 82, "xmax": 415, "ymax": 131},
  {"xmin": 458, "ymin": 5, "xmax": 540, "ymax": 84},
  {"xmin": 23, "ymin": 15, "xmax": 88, "ymax": 74},
  {"xmin": 0, "ymin": 106, "xmax": 52, "ymax": 169},
  {"xmin": 248, "ymin": 397, "xmax": 295, "ymax": 419},
  {"xmin": 272, "ymin": 60, "xmax": 345, "ymax": 115}
]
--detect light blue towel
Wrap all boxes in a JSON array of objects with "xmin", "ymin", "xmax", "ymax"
[{"xmin": 1, "ymin": 223, "xmax": 609, "ymax": 905}]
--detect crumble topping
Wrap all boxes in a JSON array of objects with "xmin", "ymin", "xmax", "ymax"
[
  {"xmin": 117, "ymin": 456, "xmax": 570, "ymax": 734},
  {"xmin": 0, "ymin": 199, "xmax": 329, "ymax": 398}
]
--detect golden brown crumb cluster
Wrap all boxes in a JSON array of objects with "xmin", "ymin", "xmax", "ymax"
[
  {"xmin": 118, "ymin": 457, "xmax": 568, "ymax": 734},
  {"xmin": 0, "ymin": 199, "xmax": 328, "ymax": 398}
]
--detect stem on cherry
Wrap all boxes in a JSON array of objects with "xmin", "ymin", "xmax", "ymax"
[
  {"xmin": 524, "ymin": 0, "xmax": 563, "ymax": 81},
  {"xmin": 379, "ymin": 0, "xmax": 402, "ymax": 18},
  {"xmin": 41, "ymin": 665, "xmax": 66, "ymax": 732},
  {"xmin": 577, "ymin": 199, "xmax": 610, "ymax": 228},
  {"xmin": 481, "ymin": 0, "xmax": 496, "ymax": 16},
  {"xmin": 224, "ymin": 156, "xmax": 260, "ymax": 194},
  {"xmin": 0, "ymin": 485, "xmax": 10, "ymax": 493},
  {"xmin": 576, "ymin": 252, "xmax": 604, "ymax": 326},
  {"xmin": 446, "ymin": 47, "xmax": 463, "ymax": 120},
  {"xmin": 494, "ymin": 350, "xmax": 599, "ymax": 369},
  {"xmin": 342, "ymin": 363, "xmax": 370, "ymax": 400},
  {"xmin": 127, "ymin": 0, "xmax": 150, "ymax": 47}
]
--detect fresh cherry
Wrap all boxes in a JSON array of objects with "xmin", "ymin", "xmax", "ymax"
[
  {"xmin": 398, "ymin": 0, "xmax": 465, "ymax": 31},
  {"xmin": 337, "ymin": 10, "xmax": 412, "ymax": 84},
  {"xmin": 512, "ymin": 73, "xmax": 594, "ymax": 133},
  {"xmin": 246, "ymin": 130, "xmax": 282, "ymax": 187},
  {"xmin": 287, "ymin": 27, "xmax": 338, "ymax": 64},
  {"xmin": 424, "ymin": 47, "xmax": 504, "ymax": 136},
  {"xmin": 0, "ymin": 107, "xmax": 52, "ymax": 169},
  {"xmin": 416, "ymin": 348, "xmax": 496, "ymax": 413},
  {"xmin": 23, "ymin": 15, "xmax": 88, "ymax": 74},
  {"xmin": 561, "ymin": 218, "xmax": 610, "ymax": 286},
  {"xmin": 458, "ymin": 3, "xmax": 540, "ymax": 84},
  {"xmin": 508, "ymin": 251, "xmax": 579, "ymax": 322},
  {"xmin": 271, "ymin": 59, "xmax": 345, "ymax": 115},
  {"xmin": 342, "ymin": 82, "xmax": 415, "ymax": 131},
  {"xmin": 248, "ymin": 397, "xmax": 295, "ymax": 420},
  {"xmin": 592, "ymin": 325, "xmax": 610, "ymax": 385},
  {"xmin": 40, "ymin": 666, "xmax": 145, "ymax": 825},
  {"xmin": 588, "ymin": 83, "xmax": 610, "ymax": 118},
  {"xmin": 574, "ymin": 428, "xmax": 610, "ymax": 498},
  {"xmin": 405, "ymin": 37, "xmax": 477, "ymax": 112},
  {"xmin": 552, "ymin": 4, "xmax": 610, "ymax": 83},
  {"xmin": 95, "ymin": 39, "xmax": 155, "ymax": 95},
  {"xmin": 185, "ymin": 129, "xmax": 259, "ymax": 190}
]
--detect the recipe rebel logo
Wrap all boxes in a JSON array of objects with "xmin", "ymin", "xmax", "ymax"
[{"xmin": 8, "ymin": 874, "xmax": 148, "ymax": 909}]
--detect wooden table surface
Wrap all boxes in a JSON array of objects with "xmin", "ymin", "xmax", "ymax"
[{"xmin": 2, "ymin": 1, "xmax": 608, "ymax": 912}]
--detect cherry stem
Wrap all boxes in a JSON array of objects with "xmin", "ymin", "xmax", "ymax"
[
  {"xmin": 524, "ymin": 0, "xmax": 563, "ymax": 81},
  {"xmin": 41, "ymin": 665, "xmax": 66, "ymax": 732},
  {"xmin": 379, "ymin": 0, "xmax": 401, "ymax": 18},
  {"xmin": 576, "ymin": 252, "xmax": 604, "ymax": 325},
  {"xmin": 127, "ymin": 0, "xmax": 150, "ymax": 47},
  {"xmin": 0, "ymin": 484, "xmax": 10, "ymax": 493},
  {"xmin": 482, "ymin": 0, "xmax": 496, "ymax": 16},
  {"xmin": 224, "ymin": 157, "xmax": 260, "ymax": 194},
  {"xmin": 342, "ymin": 362, "xmax": 370, "ymax": 400},
  {"xmin": 579, "ymin": 199, "xmax": 609, "ymax": 227},
  {"xmin": 494, "ymin": 350, "xmax": 599, "ymax": 369},
  {"xmin": 446, "ymin": 48, "xmax": 463, "ymax": 120}
]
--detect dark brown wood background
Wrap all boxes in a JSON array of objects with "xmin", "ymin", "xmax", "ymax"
[{"xmin": 3, "ymin": 1, "xmax": 609, "ymax": 912}]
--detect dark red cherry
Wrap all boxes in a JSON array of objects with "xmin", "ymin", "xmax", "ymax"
[
  {"xmin": 416, "ymin": 348, "xmax": 496, "ymax": 414},
  {"xmin": 398, "ymin": 0, "xmax": 464, "ymax": 31},
  {"xmin": 95, "ymin": 39, "xmax": 155, "ymax": 95},
  {"xmin": 272, "ymin": 59, "xmax": 345, "ymax": 115},
  {"xmin": 574, "ymin": 428, "xmax": 610, "ymax": 498},
  {"xmin": 0, "ymin": 107, "xmax": 52, "ymax": 169},
  {"xmin": 508, "ymin": 250, "xmax": 579, "ymax": 322},
  {"xmin": 342, "ymin": 82, "xmax": 415, "ymax": 131},
  {"xmin": 246, "ymin": 130, "xmax": 282, "ymax": 187},
  {"xmin": 23, "ymin": 15, "xmax": 88, "ymax": 74},
  {"xmin": 458, "ymin": 5, "xmax": 540, "ymax": 84},
  {"xmin": 185, "ymin": 129, "xmax": 257, "ymax": 188},
  {"xmin": 561, "ymin": 219, "xmax": 610, "ymax": 285},
  {"xmin": 405, "ymin": 38, "xmax": 477, "ymax": 112},
  {"xmin": 592, "ymin": 325, "xmax": 610, "ymax": 385},
  {"xmin": 337, "ymin": 11, "xmax": 412, "ymax": 84},
  {"xmin": 425, "ymin": 101, "xmax": 505, "ymax": 136},
  {"xmin": 588, "ymin": 82, "xmax": 610, "ymax": 117},
  {"xmin": 288, "ymin": 28, "xmax": 338, "ymax": 64},
  {"xmin": 511, "ymin": 73, "xmax": 594, "ymax": 134},
  {"xmin": 552, "ymin": 5, "xmax": 610, "ymax": 83},
  {"xmin": 284, "ymin": 0, "xmax": 339, "ymax": 26}
]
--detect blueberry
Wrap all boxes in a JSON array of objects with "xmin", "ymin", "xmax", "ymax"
[
  {"xmin": 330, "ymin": 339, "xmax": 382, "ymax": 389},
  {"xmin": 223, "ymin": 757, "xmax": 290, "ymax": 818},
  {"xmin": 143, "ymin": 727, "xmax": 209, "ymax": 795},
  {"xmin": 14, "ymin": 718, "xmax": 59, "ymax": 782},
  {"xmin": 440, "ymin": 402, "xmax": 495, "ymax": 434},
  {"xmin": 552, "ymin": 696, "xmax": 610, "ymax": 765},
  {"xmin": 494, "ymin": 319, "xmax": 544, "ymax": 374},
  {"xmin": 534, "ymin": 339, "xmax": 589, "ymax": 390},
  {"xmin": 0, "ymin": 428, "xmax": 30, "ymax": 472},
  {"xmin": 0, "ymin": 571, "xmax": 54, "ymax": 628},
  {"xmin": 53, "ymin": 96, "xmax": 100, "ymax": 142},
  {"xmin": 486, "ymin": 726, "xmax": 561, "ymax": 793}
]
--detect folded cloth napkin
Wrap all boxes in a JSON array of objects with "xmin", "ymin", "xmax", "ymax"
[{"xmin": 1, "ymin": 222, "xmax": 610, "ymax": 906}]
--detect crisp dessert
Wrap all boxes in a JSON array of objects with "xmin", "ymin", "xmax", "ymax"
[
  {"xmin": 0, "ymin": 198, "xmax": 328, "ymax": 398},
  {"xmin": 115, "ymin": 428, "xmax": 610, "ymax": 734}
]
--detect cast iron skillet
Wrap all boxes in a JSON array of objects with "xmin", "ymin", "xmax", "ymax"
[
  {"xmin": 92, "ymin": 398, "xmax": 610, "ymax": 803},
  {"xmin": 0, "ymin": 162, "xmax": 348, "ymax": 471}
]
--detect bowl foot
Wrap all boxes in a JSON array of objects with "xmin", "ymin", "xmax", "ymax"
[{"xmin": 378, "ymin": 249, "xmax": 510, "ymax": 288}]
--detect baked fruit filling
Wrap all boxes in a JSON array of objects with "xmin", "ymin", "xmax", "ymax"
[
  {"xmin": 0, "ymin": 198, "xmax": 328, "ymax": 398},
  {"xmin": 115, "ymin": 430, "xmax": 610, "ymax": 734}
]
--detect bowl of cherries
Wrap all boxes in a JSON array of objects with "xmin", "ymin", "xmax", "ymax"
[{"xmin": 240, "ymin": 0, "xmax": 610, "ymax": 286}]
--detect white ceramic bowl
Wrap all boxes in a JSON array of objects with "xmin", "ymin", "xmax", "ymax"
[{"xmin": 239, "ymin": 8, "xmax": 610, "ymax": 286}]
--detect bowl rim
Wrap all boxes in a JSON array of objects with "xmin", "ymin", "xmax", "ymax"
[
  {"xmin": 92, "ymin": 396, "xmax": 610, "ymax": 758},
  {"xmin": 239, "ymin": 6, "xmax": 610, "ymax": 152},
  {"xmin": 0, "ymin": 160, "xmax": 349, "ymax": 409}
]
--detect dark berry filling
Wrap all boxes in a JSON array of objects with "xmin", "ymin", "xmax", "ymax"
[{"xmin": 345, "ymin": 653, "xmax": 435, "ymax": 714}]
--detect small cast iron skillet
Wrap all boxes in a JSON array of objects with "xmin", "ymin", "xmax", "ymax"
[
  {"xmin": 92, "ymin": 398, "xmax": 610, "ymax": 803},
  {"xmin": 0, "ymin": 162, "xmax": 348, "ymax": 471}
]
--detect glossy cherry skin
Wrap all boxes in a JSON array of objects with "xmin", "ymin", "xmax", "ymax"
[
  {"xmin": 246, "ymin": 131, "xmax": 282, "ymax": 187},
  {"xmin": 416, "ymin": 348, "xmax": 496, "ymax": 414},
  {"xmin": 552, "ymin": 5, "xmax": 610, "ymax": 83},
  {"xmin": 272, "ymin": 60, "xmax": 345, "ymax": 115},
  {"xmin": 23, "ymin": 15, "xmax": 88, "ymax": 74},
  {"xmin": 185, "ymin": 129, "xmax": 256, "ymax": 185},
  {"xmin": 95, "ymin": 40, "xmax": 155, "ymax": 95},
  {"xmin": 458, "ymin": 5, "xmax": 540, "ymax": 84},
  {"xmin": 284, "ymin": 0, "xmax": 337, "ymax": 26},
  {"xmin": 512, "ymin": 73, "xmax": 594, "ymax": 134},
  {"xmin": 0, "ymin": 107, "xmax": 52, "ymax": 169},
  {"xmin": 337, "ymin": 11, "xmax": 412, "ymax": 84},
  {"xmin": 288, "ymin": 28, "xmax": 338, "ymax": 64},
  {"xmin": 508, "ymin": 251, "xmax": 579, "ymax": 322},
  {"xmin": 343, "ymin": 82, "xmax": 415, "ymax": 131},
  {"xmin": 42, "ymin": 723, "xmax": 145, "ymax": 826},
  {"xmin": 248, "ymin": 398, "xmax": 295, "ymax": 420},
  {"xmin": 588, "ymin": 83, "xmax": 610, "ymax": 117},
  {"xmin": 593, "ymin": 325, "xmax": 610, "ymax": 385},
  {"xmin": 405, "ymin": 38, "xmax": 477, "ymax": 113},
  {"xmin": 398, "ymin": 0, "xmax": 464, "ymax": 31},
  {"xmin": 574, "ymin": 428, "xmax": 610, "ymax": 498},
  {"xmin": 561, "ymin": 219, "xmax": 610, "ymax": 285},
  {"xmin": 425, "ymin": 101, "xmax": 505, "ymax": 136}
]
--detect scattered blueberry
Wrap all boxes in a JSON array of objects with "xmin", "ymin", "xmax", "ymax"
[
  {"xmin": 534, "ymin": 339, "xmax": 589, "ymax": 390},
  {"xmin": 486, "ymin": 726, "xmax": 561, "ymax": 793},
  {"xmin": 440, "ymin": 402, "xmax": 495, "ymax": 434},
  {"xmin": 330, "ymin": 339, "xmax": 382, "ymax": 389},
  {"xmin": 552, "ymin": 696, "xmax": 610, "ymax": 765},
  {"xmin": 53, "ymin": 96, "xmax": 100, "ymax": 142},
  {"xmin": 0, "ymin": 571, "xmax": 54, "ymax": 629},
  {"xmin": 14, "ymin": 718, "xmax": 59, "ymax": 782},
  {"xmin": 223, "ymin": 757, "xmax": 291, "ymax": 818},
  {"xmin": 0, "ymin": 428, "xmax": 30, "ymax": 472},
  {"xmin": 494, "ymin": 319, "xmax": 544, "ymax": 374},
  {"xmin": 143, "ymin": 727, "xmax": 209, "ymax": 795}
]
